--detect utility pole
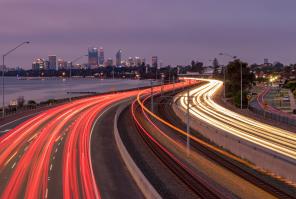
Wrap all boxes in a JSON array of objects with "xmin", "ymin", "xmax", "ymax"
[
  {"xmin": 113, "ymin": 66, "xmax": 115, "ymax": 79},
  {"xmin": 240, "ymin": 61, "xmax": 243, "ymax": 109},
  {"xmin": 161, "ymin": 76, "xmax": 164, "ymax": 96},
  {"xmin": 173, "ymin": 76, "xmax": 175, "ymax": 93},
  {"xmin": 168, "ymin": 67, "xmax": 171, "ymax": 84},
  {"xmin": 219, "ymin": 53, "xmax": 243, "ymax": 108},
  {"xmin": 150, "ymin": 80, "xmax": 154, "ymax": 113},
  {"xmin": 186, "ymin": 88, "xmax": 190, "ymax": 156},
  {"xmin": 2, "ymin": 41, "xmax": 30, "ymax": 118},
  {"xmin": 223, "ymin": 66, "xmax": 226, "ymax": 98},
  {"xmin": 69, "ymin": 62, "xmax": 72, "ymax": 101},
  {"xmin": 2, "ymin": 56, "xmax": 5, "ymax": 118}
]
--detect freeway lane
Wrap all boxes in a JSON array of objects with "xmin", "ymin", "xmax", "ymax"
[
  {"xmin": 0, "ymin": 96, "xmax": 111, "ymax": 198},
  {"xmin": 177, "ymin": 79, "xmax": 296, "ymax": 160},
  {"xmin": 90, "ymin": 100, "xmax": 144, "ymax": 199},
  {"xmin": 0, "ymin": 81, "xmax": 188, "ymax": 198},
  {"xmin": 133, "ymin": 89, "xmax": 295, "ymax": 198}
]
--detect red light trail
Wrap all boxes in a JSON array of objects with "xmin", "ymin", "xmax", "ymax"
[{"xmin": 0, "ymin": 82, "xmax": 188, "ymax": 198}]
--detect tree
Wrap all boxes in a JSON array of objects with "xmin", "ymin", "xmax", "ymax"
[
  {"xmin": 212, "ymin": 58, "xmax": 220, "ymax": 77},
  {"xmin": 190, "ymin": 60, "xmax": 204, "ymax": 74},
  {"xmin": 17, "ymin": 96, "xmax": 25, "ymax": 107},
  {"xmin": 225, "ymin": 60, "xmax": 255, "ymax": 107},
  {"xmin": 191, "ymin": 60, "xmax": 195, "ymax": 70}
]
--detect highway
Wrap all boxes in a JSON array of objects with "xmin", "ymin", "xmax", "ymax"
[
  {"xmin": 0, "ymin": 82, "xmax": 187, "ymax": 198},
  {"xmin": 131, "ymin": 86, "xmax": 295, "ymax": 198},
  {"xmin": 1, "ymin": 78, "xmax": 294, "ymax": 198},
  {"xmin": 176, "ymin": 79, "xmax": 296, "ymax": 160}
]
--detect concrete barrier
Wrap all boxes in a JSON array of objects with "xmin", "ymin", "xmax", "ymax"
[
  {"xmin": 172, "ymin": 100, "xmax": 296, "ymax": 183},
  {"xmin": 114, "ymin": 103, "xmax": 162, "ymax": 199}
]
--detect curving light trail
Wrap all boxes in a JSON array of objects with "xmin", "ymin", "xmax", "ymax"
[
  {"xmin": 177, "ymin": 78, "xmax": 296, "ymax": 160},
  {"xmin": 0, "ymin": 81, "xmax": 188, "ymax": 198}
]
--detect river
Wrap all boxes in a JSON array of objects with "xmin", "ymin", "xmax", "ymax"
[{"xmin": 1, "ymin": 77, "xmax": 152, "ymax": 105}]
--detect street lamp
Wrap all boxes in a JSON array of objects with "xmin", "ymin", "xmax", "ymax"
[
  {"xmin": 219, "ymin": 53, "xmax": 243, "ymax": 109},
  {"xmin": 2, "ymin": 41, "xmax": 30, "ymax": 118},
  {"xmin": 68, "ymin": 54, "xmax": 87, "ymax": 102}
]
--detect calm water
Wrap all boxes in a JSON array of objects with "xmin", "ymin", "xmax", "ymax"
[{"xmin": 2, "ymin": 77, "xmax": 151, "ymax": 105}]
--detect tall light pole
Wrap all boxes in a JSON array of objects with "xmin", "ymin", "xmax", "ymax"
[
  {"xmin": 69, "ymin": 54, "xmax": 87, "ymax": 102},
  {"xmin": 239, "ymin": 60, "xmax": 242, "ymax": 109},
  {"xmin": 219, "ymin": 53, "xmax": 243, "ymax": 109},
  {"xmin": 2, "ymin": 41, "xmax": 30, "ymax": 118},
  {"xmin": 186, "ymin": 87, "xmax": 190, "ymax": 156}
]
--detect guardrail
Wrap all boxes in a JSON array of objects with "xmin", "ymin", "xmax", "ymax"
[
  {"xmin": 114, "ymin": 102, "xmax": 161, "ymax": 199},
  {"xmin": 249, "ymin": 102, "xmax": 296, "ymax": 127}
]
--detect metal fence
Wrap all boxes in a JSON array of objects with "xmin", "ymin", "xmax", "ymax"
[{"xmin": 249, "ymin": 104, "xmax": 296, "ymax": 127}]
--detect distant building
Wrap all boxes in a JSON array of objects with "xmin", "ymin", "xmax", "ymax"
[
  {"xmin": 32, "ymin": 58, "xmax": 45, "ymax": 70},
  {"xmin": 152, "ymin": 56, "xmax": 158, "ymax": 68},
  {"xmin": 264, "ymin": 58, "xmax": 269, "ymax": 65},
  {"xmin": 0, "ymin": 65, "xmax": 7, "ymax": 71},
  {"xmin": 48, "ymin": 55, "xmax": 57, "ymax": 70},
  {"xmin": 88, "ymin": 48, "xmax": 99, "ymax": 66},
  {"xmin": 99, "ymin": 47, "xmax": 104, "ymax": 66},
  {"xmin": 263, "ymin": 58, "xmax": 272, "ymax": 67},
  {"xmin": 58, "ymin": 59, "xmax": 68, "ymax": 70},
  {"xmin": 105, "ymin": 58, "xmax": 113, "ymax": 67},
  {"xmin": 67, "ymin": 61, "xmax": 72, "ymax": 69},
  {"xmin": 141, "ymin": 58, "xmax": 146, "ymax": 65},
  {"xmin": 44, "ymin": 60, "xmax": 50, "ymax": 70},
  {"xmin": 159, "ymin": 60, "xmax": 163, "ymax": 68},
  {"xmin": 135, "ymin": 57, "xmax": 142, "ymax": 66},
  {"xmin": 116, "ymin": 49, "xmax": 122, "ymax": 66},
  {"xmin": 128, "ymin": 57, "xmax": 135, "ymax": 67}
]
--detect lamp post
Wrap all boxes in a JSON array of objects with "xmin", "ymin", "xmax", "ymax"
[
  {"xmin": 219, "ymin": 53, "xmax": 243, "ymax": 109},
  {"xmin": 2, "ymin": 41, "xmax": 30, "ymax": 118},
  {"xmin": 69, "ymin": 54, "xmax": 87, "ymax": 102}
]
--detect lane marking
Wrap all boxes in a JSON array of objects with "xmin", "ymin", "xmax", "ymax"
[
  {"xmin": 45, "ymin": 188, "xmax": 48, "ymax": 199},
  {"xmin": 0, "ymin": 111, "xmax": 42, "ymax": 129},
  {"xmin": 27, "ymin": 133, "xmax": 38, "ymax": 142},
  {"xmin": 4, "ymin": 151, "xmax": 17, "ymax": 166},
  {"xmin": 24, "ymin": 145, "xmax": 29, "ymax": 151},
  {"xmin": 0, "ymin": 129, "xmax": 10, "ymax": 133},
  {"xmin": 89, "ymin": 99, "xmax": 132, "ymax": 199}
]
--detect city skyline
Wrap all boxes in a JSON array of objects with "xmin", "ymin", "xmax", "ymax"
[
  {"xmin": 1, "ymin": 0, "xmax": 296, "ymax": 68},
  {"xmin": 29, "ymin": 48, "xmax": 151, "ymax": 71}
]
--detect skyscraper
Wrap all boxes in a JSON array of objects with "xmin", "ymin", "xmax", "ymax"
[
  {"xmin": 264, "ymin": 58, "xmax": 269, "ymax": 65},
  {"xmin": 135, "ymin": 57, "xmax": 141, "ymax": 66},
  {"xmin": 48, "ymin": 55, "xmax": 57, "ymax": 70},
  {"xmin": 105, "ymin": 58, "xmax": 113, "ymax": 67},
  {"xmin": 99, "ymin": 47, "xmax": 104, "ymax": 66},
  {"xmin": 32, "ymin": 58, "xmax": 45, "ymax": 70},
  {"xmin": 58, "ymin": 59, "xmax": 67, "ymax": 70},
  {"xmin": 116, "ymin": 49, "xmax": 122, "ymax": 66},
  {"xmin": 88, "ymin": 48, "xmax": 98, "ymax": 66},
  {"xmin": 128, "ymin": 57, "xmax": 134, "ymax": 67},
  {"xmin": 152, "ymin": 56, "xmax": 158, "ymax": 68}
]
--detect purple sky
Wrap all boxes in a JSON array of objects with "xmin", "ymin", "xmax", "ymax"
[{"xmin": 1, "ymin": 0, "xmax": 296, "ymax": 68}]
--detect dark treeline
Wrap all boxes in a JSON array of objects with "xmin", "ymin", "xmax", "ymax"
[{"xmin": 5, "ymin": 65, "xmax": 183, "ymax": 82}]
